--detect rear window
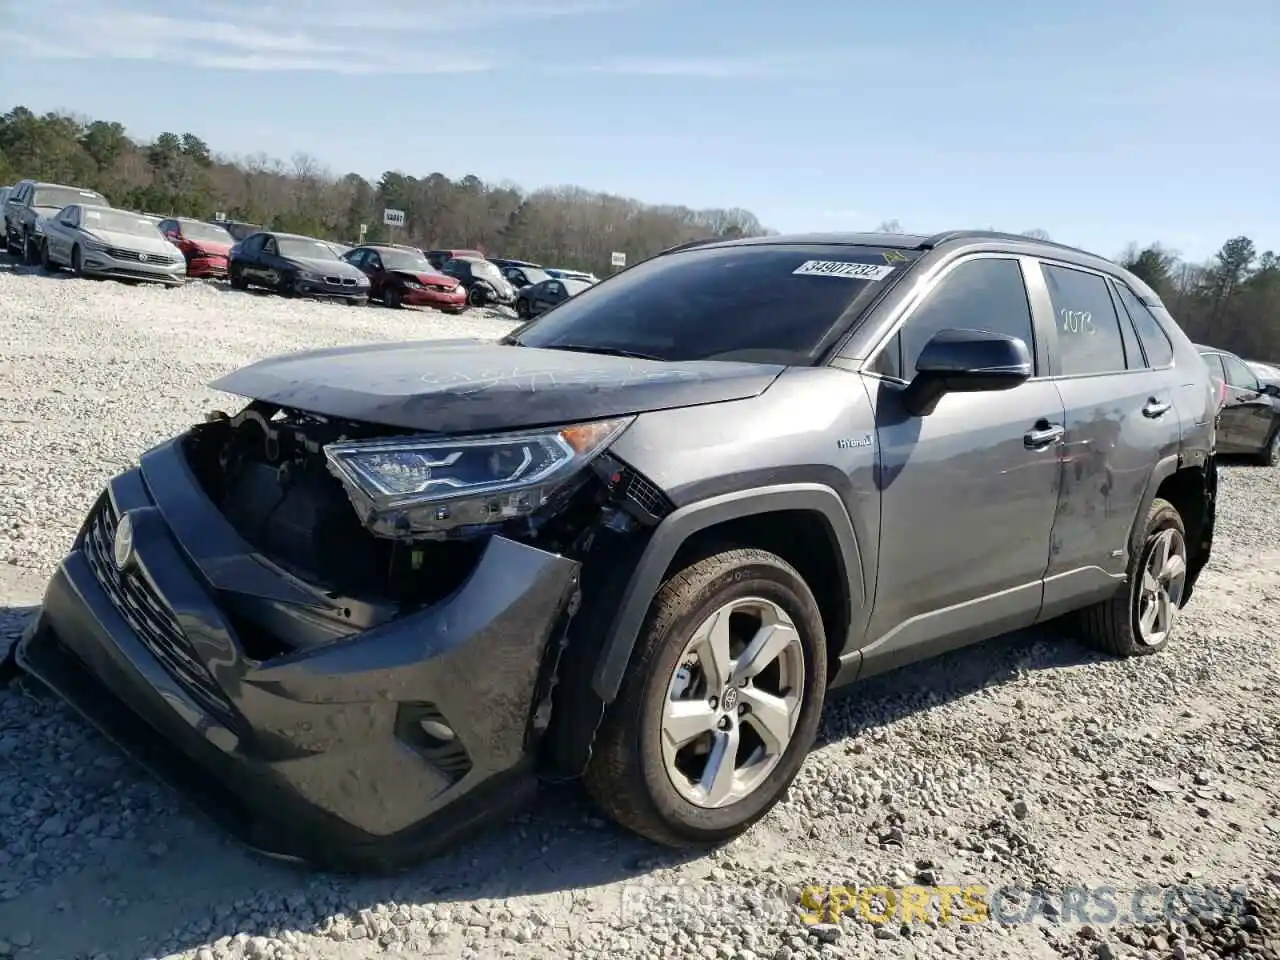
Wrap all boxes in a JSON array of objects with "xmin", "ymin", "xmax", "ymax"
[
  {"xmin": 34, "ymin": 186, "xmax": 104, "ymax": 209},
  {"xmin": 511, "ymin": 244, "xmax": 916, "ymax": 364}
]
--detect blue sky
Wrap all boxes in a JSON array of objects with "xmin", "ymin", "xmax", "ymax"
[{"xmin": 2, "ymin": 0, "xmax": 1277, "ymax": 262}]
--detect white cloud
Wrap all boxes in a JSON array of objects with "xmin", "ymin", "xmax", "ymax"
[{"xmin": 8, "ymin": 0, "xmax": 622, "ymax": 74}]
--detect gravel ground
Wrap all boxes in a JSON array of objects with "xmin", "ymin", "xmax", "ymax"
[{"xmin": 1, "ymin": 258, "xmax": 1279, "ymax": 960}]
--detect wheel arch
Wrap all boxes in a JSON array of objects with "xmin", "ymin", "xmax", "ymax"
[
  {"xmin": 1130, "ymin": 454, "xmax": 1215, "ymax": 607},
  {"xmin": 591, "ymin": 483, "xmax": 865, "ymax": 705}
]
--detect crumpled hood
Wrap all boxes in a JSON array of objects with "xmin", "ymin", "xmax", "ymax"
[{"xmin": 209, "ymin": 339, "xmax": 785, "ymax": 434}]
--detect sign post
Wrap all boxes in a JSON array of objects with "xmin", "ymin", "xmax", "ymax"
[
  {"xmin": 382, "ymin": 208, "xmax": 405, "ymax": 244},
  {"xmin": 358, "ymin": 223, "xmax": 368, "ymax": 243},
  {"xmin": 610, "ymin": 251, "xmax": 626, "ymax": 272}
]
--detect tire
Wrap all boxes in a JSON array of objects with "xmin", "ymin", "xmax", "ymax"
[
  {"xmin": 23, "ymin": 231, "xmax": 40, "ymax": 266},
  {"xmin": 70, "ymin": 245, "xmax": 84, "ymax": 277},
  {"xmin": 1077, "ymin": 497, "xmax": 1188, "ymax": 657},
  {"xmin": 277, "ymin": 274, "xmax": 296, "ymax": 297},
  {"xmin": 584, "ymin": 547, "xmax": 828, "ymax": 848},
  {"xmin": 229, "ymin": 267, "xmax": 248, "ymax": 291},
  {"xmin": 383, "ymin": 285, "xmax": 402, "ymax": 309},
  {"xmin": 468, "ymin": 285, "xmax": 487, "ymax": 308},
  {"xmin": 1256, "ymin": 427, "xmax": 1280, "ymax": 467},
  {"xmin": 516, "ymin": 298, "xmax": 530, "ymax": 320},
  {"xmin": 39, "ymin": 240, "xmax": 58, "ymax": 273}
]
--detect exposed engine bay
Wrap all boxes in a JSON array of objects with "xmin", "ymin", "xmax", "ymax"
[{"xmin": 182, "ymin": 401, "xmax": 672, "ymax": 609}]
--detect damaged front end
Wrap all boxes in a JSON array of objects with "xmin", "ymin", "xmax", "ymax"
[{"xmin": 16, "ymin": 399, "xmax": 671, "ymax": 870}]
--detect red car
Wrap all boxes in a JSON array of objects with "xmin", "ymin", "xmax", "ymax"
[
  {"xmin": 343, "ymin": 245, "xmax": 468, "ymax": 311},
  {"xmin": 158, "ymin": 217, "xmax": 234, "ymax": 278}
]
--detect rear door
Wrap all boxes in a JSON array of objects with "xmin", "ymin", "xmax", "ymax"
[
  {"xmin": 1220, "ymin": 353, "xmax": 1271, "ymax": 451},
  {"xmin": 1030, "ymin": 260, "xmax": 1182, "ymax": 615}
]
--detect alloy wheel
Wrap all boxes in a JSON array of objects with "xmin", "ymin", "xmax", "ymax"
[
  {"xmin": 661, "ymin": 597, "xmax": 805, "ymax": 809},
  {"xmin": 1136, "ymin": 528, "xmax": 1187, "ymax": 646}
]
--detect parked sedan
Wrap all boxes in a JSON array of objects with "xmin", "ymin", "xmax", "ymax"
[
  {"xmin": 40, "ymin": 205, "xmax": 186, "ymax": 286},
  {"xmin": 343, "ymin": 245, "xmax": 467, "ymax": 311},
  {"xmin": 439, "ymin": 256, "xmax": 517, "ymax": 307},
  {"xmin": 158, "ymin": 218, "xmax": 233, "ymax": 279},
  {"xmin": 229, "ymin": 231, "xmax": 370, "ymax": 303},
  {"xmin": 515, "ymin": 277, "xmax": 591, "ymax": 319},
  {"xmin": 5, "ymin": 180, "xmax": 110, "ymax": 264},
  {"xmin": 1197, "ymin": 344, "xmax": 1280, "ymax": 464}
]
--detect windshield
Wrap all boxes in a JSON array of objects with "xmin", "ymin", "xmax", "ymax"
[
  {"xmin": 511, "ymin": 244, "xmax": 913, "ymax": 364},
  {"xmin": 516, "ymin": 267, "xmax": 551, "ymax": 285},
  {"xmin": 81, "ymin": 208, "xmax": 162, "ymax": 237},
  {"xmin": 470, "ymin": 260, "xmax": 503, "ymax": 282},
  {"xmin": 35, "ymin": 186, "xmax": 104, "ymax": 209},
  {"xmin": 178, "ymin": 220, "xmax": 232, "ymax": 243},
  {"xmin": 380, "ymin": 250, "xmax": 434, "ymax": 272},
  {"xmin": 278, "ymin": 237, "xmax": 339, "ymax": 260}
]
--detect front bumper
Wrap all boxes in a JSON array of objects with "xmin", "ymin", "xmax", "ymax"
[
  {"xmin": 16, "ymin": 438, "xmax": 580, "ymax": 871},
  {"xmin": 295, "ymin": 277, "xmax": 368, "ymax": 300},
  {"xmin": 81, "ymin": 247, "xmax": 186, "ymax": 285},
  {"xmin": 403, "ymin": 287, "xmax": 467, "ymax": 310},
  {"xmin": 186, "ymin": 254, "xmax": 228, "ymax": 278}
]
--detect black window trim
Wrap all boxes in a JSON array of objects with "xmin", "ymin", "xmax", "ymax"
[
  {"xmin": 1034, "ymin": 255, "xmax": 1148, "ymax": 381},
  {"xmin": 861, "ymin": 251, "xmax": 1045, "ymax": 385}
]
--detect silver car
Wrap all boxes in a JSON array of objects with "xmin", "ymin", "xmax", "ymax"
[{"xmin": 40, "ymin": 204, "xmax": 186, "ymax": 286}]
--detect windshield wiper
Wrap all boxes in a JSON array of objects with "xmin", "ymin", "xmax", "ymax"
[{"xmin": 545, "ymin": 343, "xmax": 664, "ymax": 361}]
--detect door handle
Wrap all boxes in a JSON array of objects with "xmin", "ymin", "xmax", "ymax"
[
  {"xmin": 1143, "ymin": 398, "xmax": 1172, "ymax": 418},
  {"xmin": 1024, "ymin": 422, "xmax": 1065, "ymax": 449}
]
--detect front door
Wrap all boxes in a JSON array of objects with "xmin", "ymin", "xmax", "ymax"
[
  {"xmin": 1219, "ymin": 353, "xmax": 1271, "ymax": 451},
  {"xmin": 860, "ymin": 254, "xmax": 1065, "ymax": 675}
]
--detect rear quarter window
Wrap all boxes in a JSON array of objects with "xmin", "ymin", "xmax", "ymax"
[{"xmin": 1114, "ymin": 282, "xmax": 1175, "ymax": 368}]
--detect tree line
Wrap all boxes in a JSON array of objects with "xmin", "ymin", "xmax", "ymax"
[
  {"xmin": 0, "ymin": 106, "xmax": 767, "ymax": 277},
  {"xmin": 1, "ymin": 105, "xmax": 1274, "ymax": 360}
]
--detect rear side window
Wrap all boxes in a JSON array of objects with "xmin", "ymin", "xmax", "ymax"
[
  {"xmin": 1041, "ymin": 264, "xmax": 1129, "ymax": 376},
  {"xmin": 513, "ymin": 244, "xmax": 916, "ymax": 364},
  {"xmin": 873, "ymin": 257, "xmax": 1035, "ymax": 381},
  {"xmin": 1113, "ymin": 282, "xmax": 1175, "ymax": 368},
  {"xmin": 1201, "ymin": 352, "xmax": 1226, "ymax": 382}
]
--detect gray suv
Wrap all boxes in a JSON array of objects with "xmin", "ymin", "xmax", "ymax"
[
  {"xmin": 3, "ymin": 179, "xmax": 109, "ymax": 264},
  {"xmin": 8, "ymin": 230, "xmax": 1218, "ymax": 870}
]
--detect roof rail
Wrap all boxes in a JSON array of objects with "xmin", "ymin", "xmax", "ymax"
[
  {"xmin": 655, "ymin": 236, "xmax": 726, "ymax": 257},
  {"xmin": 922, "ymin": 230, "xmax": 1109, "ymax": 261}
]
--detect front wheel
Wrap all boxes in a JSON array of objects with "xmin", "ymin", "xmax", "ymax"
[
  {"xmin": 40, "ymin": 240, "xmax": 58, "ymax": 273},
  {"xmin": 23, "ymin": 231, "xmax": 40, "ymax": 266},
  {"xmin": 516, "ymin": 298, "xmax": 530, "ymax": 320},
  {"xmin": 1077, "ymin": 497, "xmax": 1187, "ymax": 657},
  {"xmin": 228, "ymin": 267, "xmax": 248, "ymax": 291},
  {"xmin": 383, "ymin": 285, "xmax": 402, "ymax": 309},
  {"xmin": 70, "ymin": 244, "xmax": 85, "ymax": 277},
  {"xmin": 584, "ymin": 548, "xmax": 828, "ymax": 848}
]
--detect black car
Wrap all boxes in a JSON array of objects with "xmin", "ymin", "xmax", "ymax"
[
  {"xmin": 489, "ymin": 257, "xmax": 541, "ymax": 273},
  {"xmin": 229, "ymin": 231, "xmax": 370, "ymax": 303},
  {"xmin": 6, "ymin": 229, "xmax": 1219, "ymax": 872},
  {"xmin": 515, "ymin": 276, "xmax": 591, "ymax": 319},
  {"xmin": 1197, "ymin": 344, "xmax": 1280, "ymax": 464},
  {"xmin": 501, "ymin": 264, "xmax": 550, "ymax": 290},
  {"xmin": 439, "ymin": 256, "xmax": 517, "ymax": 307}
]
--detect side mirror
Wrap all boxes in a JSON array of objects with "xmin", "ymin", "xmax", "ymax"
[{"xmin": 903, "ymin": 328, "xmax": 1032, "ymax": 417}]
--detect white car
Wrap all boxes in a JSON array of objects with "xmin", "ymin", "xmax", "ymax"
[
  {"xmin": 39, "ymin": 204, "xmax": 186, "ymax": 287},
  {"xmin": 1247, "ymin": 359, "xmax": 1280, "ymax": 385}
]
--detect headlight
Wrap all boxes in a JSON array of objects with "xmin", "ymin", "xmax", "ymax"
[
  {"xmin": 324, "ymin": 417, "xmax": 633, "ymax": 538},
  {"xmin": 298, "ymin": 271, "xmax": 321, "ymax": 282},
  {"xmin": 402, "ymin": 279, "xmax": 422, "ymax": 290}
]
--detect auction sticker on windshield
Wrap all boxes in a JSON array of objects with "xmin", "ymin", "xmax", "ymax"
[{"xmin": 793, "ymin": 260, "xmax": 895, "ymax": 280}]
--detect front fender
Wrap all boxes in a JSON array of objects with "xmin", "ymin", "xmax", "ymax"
[{"xmin": 590, "ymin": 482, "xmax": 865, "ymax": 702}]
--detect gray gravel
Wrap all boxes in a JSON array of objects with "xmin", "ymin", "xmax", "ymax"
[{"xmin": 1, "ymin": 259, "xmax": 1279, "ymax": 960}]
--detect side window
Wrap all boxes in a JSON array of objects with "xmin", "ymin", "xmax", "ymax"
[
  {"xmin": 1201, "ymin": 353, "xmax": 1226, "ymax": 382},
  {"xmin": 262, "ymin": 238, "xmax": 278, "ymax": 256},
  {"xmin": 547, "ymin": 282, "xmax": 562, "ymax": 298},
  {"xmin": 1041, "ymin": 263, "xmax": 1128, "ymax": 376},
  {"xmin": 345, "ymin": 249, "xmax": 366, "ymax": 269},
  {"xmin": 1113, "ymin": 282, "xmax": 1175, "ymax": 368},
  {"xmin": 1222, "ymin": 355, "xmax": 1260, "ymax": 391},
  {"xmin": 873, "ymin": 257, "xmax": 1035, "ymax": 381},
  {"xmin": 366, "ymin": 252, "xmax": 382, "ymax": 271},
  {"xmin": 1107, "ymin": 282, "xmax": 1145, "ymax": 369}
]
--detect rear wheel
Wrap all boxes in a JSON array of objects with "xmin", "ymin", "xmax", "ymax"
[
  {"xmin": 1256, "ymin": 427, "xmax": 1280, "ymax": 467},
  {"xmin": 584, "ymin": 548, "xmax": 828, "ymax": 847},
  {"xmin": 516, "ymin": 298, "xmax": 530, "ymax": 320},
  {"xmin": 1077, "ymin": 497, "xmax": 1187, "ymax": 657},
  {"xmin": 468, "ymin": 285, "xmax": 487, "ymax": 308}
]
